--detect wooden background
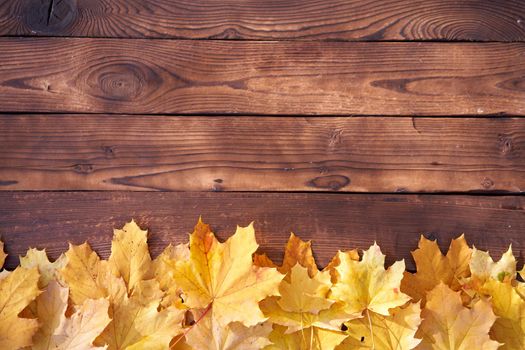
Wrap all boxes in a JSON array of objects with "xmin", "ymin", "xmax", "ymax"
[{"xmin": 0, "ymin": 0, "xmax": 524, "ymax": 269}]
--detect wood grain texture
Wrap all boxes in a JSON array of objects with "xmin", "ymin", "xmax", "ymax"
[
  {"xmin": 1, "ymin": 0, "xmax": 525, "ymax": 41},
  {"xmin": 0, "ymin": 192, "xmax": 523, "ymax": 270},
  {"xmin": 1, "ymin": 115, "xmax": 524, "ymax": 193},
  {"xmin": 1, "ymin": 38, "xmax": 525, "ymax": 115}
]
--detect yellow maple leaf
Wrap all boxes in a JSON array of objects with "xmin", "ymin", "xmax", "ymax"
[
  {"xmin": 261, "ymin": 264, "xmax": 350, "ymax": 333},
  {"xmin": 416, "ymin": 283, "xmax": 500, "ymax": 349},
  {"xmin": 20, "ymin": 248, "xmax": 66, "ymax": 287},
  {"xmin": 60, "ymin": 223, "xmax": 185, "ymax": 349},
  {"xmin": 338, "ymin": 302, "xmax": 421, "ymax": 350},
  {"xmin": 59, "ymin": 242, "xmax": 109, "ymax": 305},
  {"xmin": 323, "ymin": 250, "xmax": 359, "ymax": 284},
  {"xmin": 280, "ymin": 233, "xmax": 318, "ymax": 276},
  {"xmin": 50, "ymin": 298, "xmax": 111, "ymax": 350},
  {"xmin": 479, "ymin": 279, "xmax": 525, "ymax": 349},
  {"xmin": 401, "ymin": 235, "xmax": 471, "ymax": 303},
  {"xmin": 331, "ymin": 243, "xmax": 410, "ymax": 316},
  {"xmin": 32, "ymin": 280, "xmax": 69, "ymax": 350},
  {"xmin": 97, "ymin": 293, "xmax": 184, "ymax": 350},
  {"xmin": 152, "ymin": 243, "xmax": 189, "ymax": 308},
  {"xmin": 169, "ymin": 219, "xmax": 283, "ymax": 327},
  {"xmin": 185, "ymin": 310, "xmax": 272, "ymax": 350},
  {"xmin": 254, "ymin": 232, "xmax": 318, "ymax": 276},
  {"xmin": 109, "ymin": 220, "xmax": 153, "ymax": 293},
  {"xmin": 0, "ymin": 266, "xmax": 40, "ymax": 349},
  {"xmin": 265, "ymin": 324, "xmax": 347, "ymax": 350},
  {"xmin": 88, "ymin": 287, "xmax": 184, "ymax": 350},
  {"xmin": 470, "ymin": 246, "xmax": 516, "ymax": 283}
]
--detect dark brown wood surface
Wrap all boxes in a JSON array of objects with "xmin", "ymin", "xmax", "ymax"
[
  {"xmin": 1, "ymin": 192, "xmax": 523, "ymax": 270},
  {"xmin": 0, "ymin": 2, "xmax": 523, "ymax": 270},
  {"xmin": 1, "ymin": 115, "xmax": 524, "ymax": 193},
  {"xmin": 1, "ymin": 38, "xmax": 525, "ymax": 115},
  {"xmin": 1, "ymin": 0, "xmax": 525, "ymax": 41}
]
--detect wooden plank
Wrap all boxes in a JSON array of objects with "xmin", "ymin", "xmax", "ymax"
[
  {"xmin": 0, "ymin": 192, "xmax": 523, "ymax": 270},
  {"xmin": 1, "ymin": 115, "xmax": 524, "ymax": 193},
  {"xmin": 1, "ymin": 0, "xmax": 524, "ymax": 41},
  {"xmin": 1, "ymin": 39, "xmax": 524, "ymax": 116}
]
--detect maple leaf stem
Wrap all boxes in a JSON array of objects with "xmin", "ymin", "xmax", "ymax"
[
  {"xmin": 170, "ymin": 303, "xmax": 213, "ymax": 349},
  {"xmin": 366, "ymin": 309, "xmax": 375, "ymax": 350}
]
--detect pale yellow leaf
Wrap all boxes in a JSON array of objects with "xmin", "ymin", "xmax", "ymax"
[
  {"xmin": 278, "ymin": 264, "xmax": 333, "ymax": 314},
  {"xmin": 109, "ymin": 220, "xmax": 152, "ymax": 293},
  {"xmin": 261, "ymin": 297, "xmax": 349, "ymax": 334},
  {"xmin": 32, "ymin": 280, "xmax": 69, "ymax": 350},
  {"xmin": 51, "ymin": 298, "xmax": 110, "ymax": 350},
  {"xmin": 470, "ymin": 246, "xmax": 516, "ymax": 283},
  {"xmin": 0, "ymin": 267, "xmax": 40, "ymax": 349},
  {"xmin": 416, "ymin": 283, "xmax": 500, "ymax": 350},
  {"xmin": 152, "ymin": 243, "xmax": 189, "ymax": 308},
  {"xmin": 261, "ymin": 264, "xmax": 351, "ymax": 333},
  {"xmin": 60, "ymin": 243, "xmax": 107, "ymax": 305},
  {"xmin": 185, "ymin": 310, "xmax": 272, "ymax": 350},
  {"xmin": 339, "ymin": 303, "xmax": 421, "ymax": 349},
  {"xmin": 479, "ymin": 279, "xmax": 525, "ymax": 349},
  {"xmin": 20, "ymin": 248, "xmax": 66, "ymax": 287},
  {"xmin": 95, "ymin": 289, "xmax": 184, "ymax": 350},
  {"xmin": 265, "ymin": 324, "xmax": 347, "ymax": 350},
  {"xmin": 331, "ymin": 243, "xmax": 410, "ymax": 316}
]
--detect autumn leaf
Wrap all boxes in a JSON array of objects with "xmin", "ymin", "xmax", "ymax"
[
  {"xmin": 401, "ymin": 235, "xmax": 471, "ymax": 303},
  {"xmin": 261, "ymin": 264, "xmax": 350, "ymax": 333},
  {"xmin": 338, "ymin": 303, "xmax": 421, "ymax": 350},
  {"xmin": 50, "ymin": 298, "xmax": 111, "ymax": 350},
  {"xmin": 98, "ymin": 293, "xmax": 184, "ymax": 350},
  {"xmin": 478, "ymin": 279, "xmax": 525, "ymax": 349},
  {"xmin": 60, "ymin": 223, "xmax": 185, "ymax": 350},
  {"xmin": 32, "ymin": 280, "xmax": 69, "ymax": 350},
  {"xmin": 59, "ymin": 242, "xmax": 110, "ymax": 304},
  {"xmin": 470, "ymin": 246, "xmax": 516, "ymax": 283},
  {"xmin": 331, "ymin": 243, "xmax": 410, "ymax": 316},
  {"xmin": 0, "ymin": 266, "xmax": 40, "ymax": 349},
  {"xmin": 109, "ymin": 220, "xmax": 153, "ymax": 293},
  {"xmin": 1, "ymin": 220, "xmax": 524, "ymax": 349},
  {"xmin": 20, "ymin": 248, "xmax": 66, "ymax": 287},
  {"xmin": 152, "ymin": 242, "xmax": 189, "ymax": 308},
  {"xmin": 169, "ymin": 218, "xmax": 283, "ymax": 327},
  {"xmin": 416, "ymin": 283, "xmax": 500, "ymax": 350},
  {"xmin": 266, "ymin": 324, "xmax": 347, "ymax": 350},
  {"xmin": 185, "ymin": 310, "xmax": 272, "ymax": 350},
  {"xmin": 258, "ymin": 234, "xmax": 349, "ymax": 350}
]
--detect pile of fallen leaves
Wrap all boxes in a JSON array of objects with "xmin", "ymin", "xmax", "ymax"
[{"xmin": 0, "ymin": 219, "xmax": 523, "ymax": 349}]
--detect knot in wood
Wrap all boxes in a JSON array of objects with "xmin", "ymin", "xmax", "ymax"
[
  {"xmin": 83, "ymin": 61, "xmax": 162, "ymax": 102},
  {"xmin": 307, "ymin": 175, "xmax": 350, "ymax": 191},
  {"xmin": 498, "ymin": 134, "xmax": 514, "ymax": 156},
  {"xmin": 24, "ymin": 0, "xmax": 77, "ymax": 34}
]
